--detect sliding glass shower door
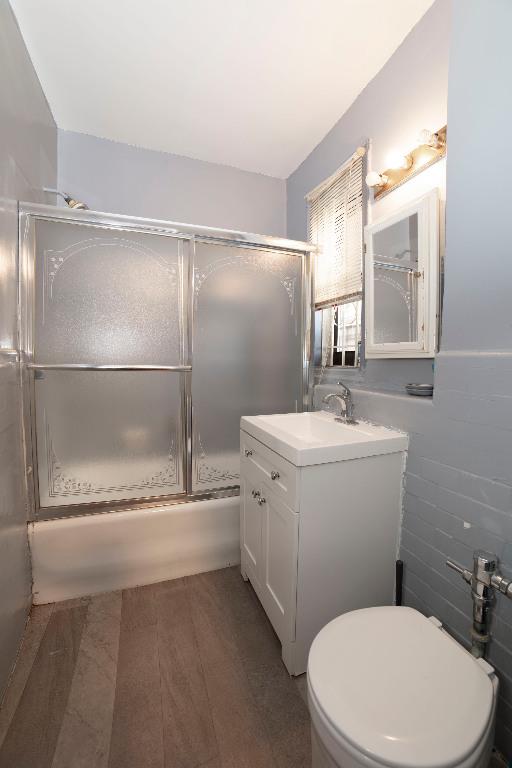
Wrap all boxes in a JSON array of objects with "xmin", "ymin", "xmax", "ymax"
[
  {"xmin": 191, "ymin": 241, "xmax": 303, "ymax": 491},
  {"xmin": 20, "ymin": 206, "xmax": 310, "ymax": 518},
  {"xmin": 29, "ymin": 217, "xmax": 189, "ymax": 509}
]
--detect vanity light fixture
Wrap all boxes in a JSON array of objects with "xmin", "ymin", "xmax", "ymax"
[{"xmin": 367, "ymin": 125, "xmax": 447, "ymax": 199}]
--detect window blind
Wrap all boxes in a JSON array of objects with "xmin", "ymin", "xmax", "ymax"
[{"xmin": 308, "ymin": 149, "xmax": 365, "ymax": 309}]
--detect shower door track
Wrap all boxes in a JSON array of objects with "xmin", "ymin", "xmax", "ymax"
[
  {"xmin": 18, "ymin": 202, "xmax": 315, "ymax": 521},
  {"xmin": 32, "ymin": 487, "xmax": 242, "ymax": 522},
  {"xmin": 28, "ymin": 364, "xmax": 193, "ymax": 371}
]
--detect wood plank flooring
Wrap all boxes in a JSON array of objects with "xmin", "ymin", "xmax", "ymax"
[{"xmin": 0, "ymin": 567, "xmax": 310, "ymax": 768}]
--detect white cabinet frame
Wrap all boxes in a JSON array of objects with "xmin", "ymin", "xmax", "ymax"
[
  {"xmin": 240, "ymin": 428, "xmax": 406, "ymax": 676},
  {"xmin": 364, "ymin": 189, "xmax": 439, "ymax": 358}
]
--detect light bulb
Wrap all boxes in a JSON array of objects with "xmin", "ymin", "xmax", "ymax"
[
  {"xmin": 386, "ymin": 150, "xmax": 412, "ymax": 170},
  {"xmin": 418, "ymin": 128, "xmax": 434, "ymax": 146},
  {"xmin": 365, "ymin": 171, "xmax": 388, "ymax": 188}
]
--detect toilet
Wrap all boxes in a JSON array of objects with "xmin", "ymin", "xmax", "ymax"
[{"xmin": 307, "ymin": 607, "xmax": 498, "ymax": 768}]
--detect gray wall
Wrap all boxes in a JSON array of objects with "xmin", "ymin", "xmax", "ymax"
[
  {"xmin": 0, "ymin": 0, "xmax": 57, "ymax": 698},
  {"xmin": 442, "ymin": 1, "xmax": 511, "ymax": 353},
  {"xmin": 58, "ymin": 130, "xmax": 287, "ymax": 236},
  {"xmin": 287, "ymin": 0, "xmax": 450, "ymax": 391},
  {"xmin": 305, "ymin": 0, "xmax": 512, "ymax": 756}
]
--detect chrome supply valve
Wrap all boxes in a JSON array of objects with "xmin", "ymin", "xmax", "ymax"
[
  {"xmin": 446, "ymin": 549, "xmax": 512, "ymax": 658},
  {"xmin": 491, "ymin": 573, "xmax": 512, "ymax": 598}
]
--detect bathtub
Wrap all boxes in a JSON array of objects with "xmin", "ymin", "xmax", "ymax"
[{"xmin": 28, "ymin": 496, "xmax": 240, "ymax": 603}]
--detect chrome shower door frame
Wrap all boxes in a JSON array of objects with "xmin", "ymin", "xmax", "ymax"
[{"xmin": 18, "ymin": 203, "xmax": 314, "ymax": 520}]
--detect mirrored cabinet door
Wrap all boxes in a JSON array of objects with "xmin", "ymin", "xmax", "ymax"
[{"xmin": 364, "ymin": 189, "xmax": 439, "ymax": 358}]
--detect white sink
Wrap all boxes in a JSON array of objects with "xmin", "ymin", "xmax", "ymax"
[{"xmin": 241, "ymin": 410, "xmax": 407, "ymax": 466}]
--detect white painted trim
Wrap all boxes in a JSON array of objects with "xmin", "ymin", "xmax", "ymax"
[
  {"xmin": 29, "ymin": 497, "xmax": 240, "ymax": 604},
  {"xmin": 364, "ymin": 188, "xmax": 439, "ymax": 359}
]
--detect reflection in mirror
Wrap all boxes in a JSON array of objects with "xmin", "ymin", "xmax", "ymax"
[{"xmin": 373, "ymin": 213, "xmax": 419, "ymax": 344}]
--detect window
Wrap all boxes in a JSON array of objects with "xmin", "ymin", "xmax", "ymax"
[
  {"xmin": 314, "ymin": 300, "xmax": 362, "ymax": 368},
  {"xmin": 307, "ymin": 148, "xmax": 365, "ymax": 369}
]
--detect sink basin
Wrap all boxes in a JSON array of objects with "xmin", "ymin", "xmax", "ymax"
[{"xmin": 241, "ymin": 411, "xmax": 408, "ymax": 466}]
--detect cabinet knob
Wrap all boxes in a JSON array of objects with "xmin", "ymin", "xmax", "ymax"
[
  {"xmin": 251, "ymin": 489, "xmax": 261, "ymax": 498},
  {"xmin": 244, "ymin": 449, "xmax": 253, "ymax": 457},
  {"xmin": 270, "ymin": 470, "xmax": 280, "ymax": 480},
  {"xmin": 257, "ymin": 497, "xmax": 266, "ymax": 506}
]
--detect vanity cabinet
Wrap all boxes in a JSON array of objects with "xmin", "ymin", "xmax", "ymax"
[
  {"xmin": 241, "ymin": 434, "xmax": 299, "ymax": 644},
  {"xmin": 240, "ymin": 417, "xmax": 407, "ymax": 676}
]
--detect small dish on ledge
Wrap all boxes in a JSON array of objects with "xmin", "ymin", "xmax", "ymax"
[{"xmin": 405, "ymin": 383, "xmax": 434, "ymax": 397}]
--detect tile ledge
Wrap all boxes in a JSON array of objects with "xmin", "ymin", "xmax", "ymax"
[
  {"xmin": 351, "ymin": 387, "xmax": 435, "ymax": 406},
  {"xmin": 437, "ymin": 349, "xmax": 512, "ymax": 358}
]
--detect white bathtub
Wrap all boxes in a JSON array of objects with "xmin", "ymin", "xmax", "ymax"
[{"xmin": 29, "ymin": 496, "xmax": 241, "ymax": 604}]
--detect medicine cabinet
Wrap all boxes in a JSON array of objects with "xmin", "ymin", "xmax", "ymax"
[{"xmin": 364, "ymin": 189, "xmax": 439, "ymax": 358}]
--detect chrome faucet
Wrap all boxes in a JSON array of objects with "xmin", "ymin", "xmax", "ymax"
[
  {"xmin": 322, "ymin": 381, "xmax": 357, "ymax": 424},
  {"xmin": 446, "ymin": 550, "xmax": 512, "ymax": 658}
]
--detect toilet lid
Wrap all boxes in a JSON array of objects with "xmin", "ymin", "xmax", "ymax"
[{"xmin": 308, "ymin": 607, "xmax": 495, "ymax": 768}]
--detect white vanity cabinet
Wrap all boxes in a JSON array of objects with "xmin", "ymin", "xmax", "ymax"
[
  {"xmin": 240, "ymin": 412, "xmax": 407, "ymax": 676},
  {"xmin": 241, "ymin": 435, "xmax": 299, "ymax": 645}
]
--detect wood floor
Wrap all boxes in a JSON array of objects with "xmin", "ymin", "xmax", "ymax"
[{"xmin": 0, "ymin": 566, "xmax": 310, "ymax": 768}]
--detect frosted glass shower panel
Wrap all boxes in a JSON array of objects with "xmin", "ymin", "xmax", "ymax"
[
  {"xmin": 34, "ymin": 220, "xmax": 185, "ymax": 365},
  {"xmin": 192, "ymin": 242, "xmax": 302, "ymax": 492},
  {"xmin": 35, "ymin": 370, "xmax": 185, "ymax": 507}
]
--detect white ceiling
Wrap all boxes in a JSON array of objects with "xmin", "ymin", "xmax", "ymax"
[{"xmin": 11, "ymin": 0, "xmax": 434, "ymax": 178}]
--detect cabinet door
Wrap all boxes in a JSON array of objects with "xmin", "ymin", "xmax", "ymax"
[
  {"xmin": 260, "ymin": 485, "xmax": 299, "ymax": 643},
  {"xmin": 364, "ymin": 188, "xmax": 439, "ymax": 358},
  {"xmin": 240, "ymin": 464, "xmax": 264, "ymax": 588}
]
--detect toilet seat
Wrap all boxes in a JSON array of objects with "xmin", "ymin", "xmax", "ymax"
[
  {"xmin": 308, "ymin": 678, "xmax": 497, "ymax": 768},
  {"xmin": 308, "ymin": 607, "xmax": 497, "ymax": 768}
]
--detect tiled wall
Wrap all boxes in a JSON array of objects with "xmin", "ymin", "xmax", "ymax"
[{"xmin": 315, "ymin": 354, "xmax": 512, "ymax": 756}]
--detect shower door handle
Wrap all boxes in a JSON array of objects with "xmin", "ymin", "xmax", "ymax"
[{"xmin": 28, "ymin": 363, "xmax": 193, "ymax": 372}]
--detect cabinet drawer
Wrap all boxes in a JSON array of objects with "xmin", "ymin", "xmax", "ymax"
[{"xmin": 240, "ymin": 431, "xmax": 298, "ymax": 511}]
